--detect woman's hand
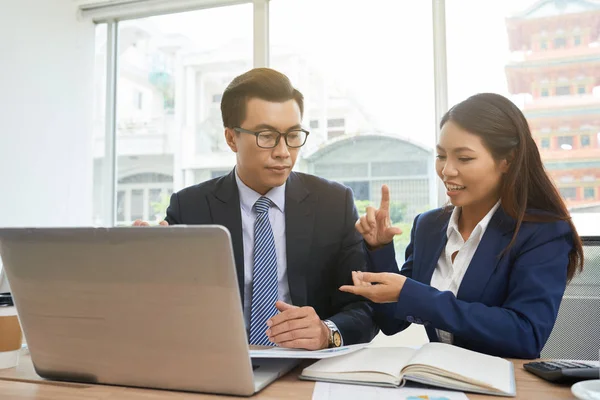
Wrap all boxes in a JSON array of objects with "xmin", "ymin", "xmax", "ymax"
[
  {"xmin": 355, "ymin": 185, "xmax": 402, "ymax": 249},
  {"xmin": 339, "ymin": 271, "xmax": 406, "ymax": 303}
]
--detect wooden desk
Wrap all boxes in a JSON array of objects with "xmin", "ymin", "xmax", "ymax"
[{"xmin": 0, "ymin": 354, "xmax": 578, "ymax": 399}]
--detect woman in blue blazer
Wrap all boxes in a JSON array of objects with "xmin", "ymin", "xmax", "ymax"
[{"xmin": 340, "ymin": 93, "xmax": 583, "ymax": 359}]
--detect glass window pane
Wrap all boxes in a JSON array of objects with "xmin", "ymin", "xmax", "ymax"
[
  {"xmin": 148, "ymin": 188, "xmax": 163, "ymax": 221},
  {"xmin": 447, "ymin": 0, "xmax": 600, "ymax": 235},
  {"xmin": 556, "ymin": 85, "xmax": 571, "ymax": 96},
  {"xmin": 581, "ymin": 135, "xmax": 591, "ymax": 147},
  {"xmin": 271, "ymin": 0, "xmax": 436, "ymax": 262},
  {"xmin": 131, "ymin": 189, "xmax": 144, "ymax": 221},
  {"xmin": 116, "ymin": 190, "xmax": 125, "ymax": 223},
  {"xmin": 99, "ymin": 5, "xmax": 252, "ymax": 225},
  {"xmin": 584, "ymin": 187, "xmax": 595, "ymax": 199}
]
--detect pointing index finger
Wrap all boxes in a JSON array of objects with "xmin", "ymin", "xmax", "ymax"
[{"xmin": 380, "ymin": 184, "xmax": 391, "ymax": 212}]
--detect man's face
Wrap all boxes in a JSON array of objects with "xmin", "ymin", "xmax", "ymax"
[{"xmin": 225, "ymin": 98, "xmax": 303, "ymax": 195}]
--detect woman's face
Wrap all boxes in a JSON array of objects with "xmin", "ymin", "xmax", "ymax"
[{"xmin": 436, "ymin": 120, "xmax": 509, "ymax": 210}]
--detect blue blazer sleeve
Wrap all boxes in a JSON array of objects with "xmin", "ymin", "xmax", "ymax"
[{"xmin": 368, "ymin": 216, "xmax": 571, "ymax": 359}]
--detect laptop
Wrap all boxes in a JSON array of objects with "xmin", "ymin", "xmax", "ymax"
[{"xmin": 0, "ymin": 226, "xmax": 297, "ymax": 396}]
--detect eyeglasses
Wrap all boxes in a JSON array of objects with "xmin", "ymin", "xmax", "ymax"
[{"xmin": 234, "ymin": 127, "xmax": 310, "ymax": 149}]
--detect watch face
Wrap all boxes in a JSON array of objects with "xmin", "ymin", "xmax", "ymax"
[{"xmin": 333, "ymin": 331, "xmax": 342, "ymax": 347}]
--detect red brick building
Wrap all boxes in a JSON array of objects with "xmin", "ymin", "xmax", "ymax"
[{"xmin": 505, "ymin": 0, "xmax": 600, "ymax": 212}]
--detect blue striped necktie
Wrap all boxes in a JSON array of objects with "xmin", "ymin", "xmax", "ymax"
[{"xmin": 249, "ymin": 196, "xmax": 279, "ymax": 346}]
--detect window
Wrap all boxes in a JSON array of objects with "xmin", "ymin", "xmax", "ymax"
[
  {"xmin": 116, "ymin": 191, "xmax": 125, "ymax": 222},
  {"xmin": 130, "ymin": 189, "xmax": 144, "ymax": 221},
  {"xmin": 343, "ymin": 181, "xmax": 370, "ymax": 201},
  {"xmin": 584, "ymin": 187, "xmax": 595, "ymax": 199},
  {"xmin": 446, "ymin": 0, "xmax": 600, "ymax": 233},
  {"xmin": 327, "ymin": 118, "xmax": 345, "ymax": 128},
  {"xmin": 211, "ymin": 169, "xmax": 230, "ymax": 178},
  {"xmin": 115, "ymin": 173, "xmax": 173, "ymax": 224},
  {"xmin": 92, "ymin": 0, "xmax": 600, "ymax": 236},
  {"xmin": 558, "ymin": 136, "xmax": 574, "ymax": 149},
  {"xmin": 135, "ymin": 90, "xmax": 143, "ymax": 110},
  {"xmin": 577, "ymin": 86, "xmax": 586, "ymax": 94},
  {"xmin": 92, "ymin": 5, "xmax": 252, "ymax": 226},
  {"xmin": 540, "ymin": 137, "xmax": 550, "ymax": 149},
  {"xmin": 559, "ymin": 175, "xmax": 575, "ymax": 183},
  {"xmin": 556, "ymin": 85, "xmax": 571, "ymax": 96},
  {"xmin": 271, "ymin": 0, "xmax": 436, "ymax": 261},
  {"xmin": 581, "ymin": 135, "xmax": 590, "ymax": 147},
  {"xmin": 554, "ymin": 37, "xmax": 566, "ymax": 48},
  {"xmin": 559, "ymin": 187, "xmax": 577, "ymax": 200},
  {"xmin": 326, "ymin": 118, "xmax": 345, "ymax": 139}
]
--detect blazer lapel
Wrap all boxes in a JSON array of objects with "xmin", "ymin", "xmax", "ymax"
[
  {"xmin": 420, "ymin": 212, "xmax": 450, "ymax": 285},
  {"xmin": 207, "ymin": 169, "xmax": 245, "ymax": 300},
  {"xmin": 284, "ymin": 173, "xmax": 314, "ymax": 307},
  {"xmin": 456, "ymin": 207, "xmax": 515, "ymax": 302}
]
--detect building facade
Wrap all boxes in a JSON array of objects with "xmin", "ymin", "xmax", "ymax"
[{"xmin": 505, "ymin": 0, "xmax": 600, "ymax": 212}]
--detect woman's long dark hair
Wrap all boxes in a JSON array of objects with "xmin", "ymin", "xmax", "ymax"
[{"xmin": 440, "ymin": 93, "xmax": 583, "ymax": 282}]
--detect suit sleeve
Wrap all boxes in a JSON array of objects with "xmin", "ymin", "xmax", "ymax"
[
  {"xmin": 164, "ymin": 192, "xmax": 182, "ymax": 225},
  {"xmin": 382, "ymin": 221, "xmax": 571, "ymax": 359},
  {"xmin": 326, "ymin": 187, "xmax": 379, "ymax": 344},
  {"xmin": 366, "ymin": 214, "xmax": 419, "ymax": 335}
]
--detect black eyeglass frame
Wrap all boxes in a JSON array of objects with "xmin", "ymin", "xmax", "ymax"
[{"xmin": 233, "ymin": 127, "xmax": 310, "ymax": 149}]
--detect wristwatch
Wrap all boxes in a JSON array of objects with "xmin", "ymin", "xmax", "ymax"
[{"xmin": 323, "ymin": 320, "xmax": 342, "ymax": 348}]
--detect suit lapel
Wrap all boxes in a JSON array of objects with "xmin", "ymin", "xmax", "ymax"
[
  {"xmin": 284, "ymin": 173, "xmax": 314, "ymax": 307},
  {"xmin": 207, "ymin": 170, "xmax": 245, "ymax": 300},
  {"xmin": 456, "ymin": 207, "xmax": 515, "ymax": 302},
  {"xmin": 422, "ymin": 213, "xmax": 448, "ymax": 344},
  {"xmin": 420, "ymin": 212, "xmax": 450, "ymax": 285}
]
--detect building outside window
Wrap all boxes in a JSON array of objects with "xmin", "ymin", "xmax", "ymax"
[
  {"xmin": 92, "ymin": 0, "xmax": 600, "ymax": 242},
  {"xmin": 584, "ymin": 187, "xmax": 595, "ymax": 199}
]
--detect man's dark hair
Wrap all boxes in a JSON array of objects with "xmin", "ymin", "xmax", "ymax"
[{"xmin": 221, "ymin": 68, "xmax": 304, "ymax": 128}]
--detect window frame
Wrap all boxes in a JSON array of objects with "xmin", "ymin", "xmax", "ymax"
[{"xmin": 89, "ymin": 0, "xmax": 599, "ymax": 238}]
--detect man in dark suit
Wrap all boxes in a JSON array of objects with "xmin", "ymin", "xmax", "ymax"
[{"xmin": 135, "ymin": 68, "xmax": 377, "ymax": 350}]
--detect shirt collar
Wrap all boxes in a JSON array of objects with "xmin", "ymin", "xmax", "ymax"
[
  {"xmin": 447, "ymin": 200, "xmax": 501, "ymax": 241},
  {"xmin": 235, "ymin": 168, "xmax": 286, "ymax": 214}
]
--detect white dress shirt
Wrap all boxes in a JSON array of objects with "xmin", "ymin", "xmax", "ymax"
[
  {"xmin": 430, "ymin": 201, "xmax": 501, "ymax": 344},
  {"xmin": 235, "ymin": 172, "xmax": 292, "ymax": 329}
]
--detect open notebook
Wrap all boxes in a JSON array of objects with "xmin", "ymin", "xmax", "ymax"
[{"xmin": 299, "ymin": 342, "xmax": 516, "ymax": 397}]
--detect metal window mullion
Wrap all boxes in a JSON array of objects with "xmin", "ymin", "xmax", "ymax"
[
  {"xmin": 253, "ymin": 0, "xmax": 269, "ymax": 67},
  {"xmin": 432, "ymin": 0, "xmax": 449, "ymax": 207},
  {"xmin": 104, "ymin": 21, "xmax": 119, "ymax": 226},
  {"xmin": 82, "ymin": 0, "xmax": 251, "ymax": 23}
]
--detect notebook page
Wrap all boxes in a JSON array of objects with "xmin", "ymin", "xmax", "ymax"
[
  {"xmin": 303, "ymin": 347, "xmax": 417, "ymax": 378},
  {"xmin": 403, "ymin": 343, "xmax": 514, "ymax": 394}
]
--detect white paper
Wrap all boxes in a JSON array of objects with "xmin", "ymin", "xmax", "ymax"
[
  {"xmin": 249, "ymin": 343, "xmax": 369, "ymax": 359},
  {"xmin": 312, "ymin": 382, "xmax": 469, "ymax": 400}
]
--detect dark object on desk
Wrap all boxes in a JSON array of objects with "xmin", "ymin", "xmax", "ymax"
[
  {"xmin": 524, "ymin": 360, "xmax": 599, "ymax": 383},
  {"xmin": 0, "ymin": 292, "xmax": 14, "ymax": 306}
]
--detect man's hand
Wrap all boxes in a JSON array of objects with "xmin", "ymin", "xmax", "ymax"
[
  {"xmin": 355, "ymin": 185, "xmax": 402, "ymax": 249},
  {"xmin": 132, "ymin": 220, "xmax": 169, "ymax": 227},
  {"xmin": 266, "ymin": 301, "xmax": 329, "ymax": 350},
  {"xmin": 339, "ymin": 271, "xmax": 406, "ymax": 303}
]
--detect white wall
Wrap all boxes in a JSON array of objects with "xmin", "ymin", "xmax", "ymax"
[{"xmin": 0, "ymin": 0, "xmax": 95, "ymax": 227}]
